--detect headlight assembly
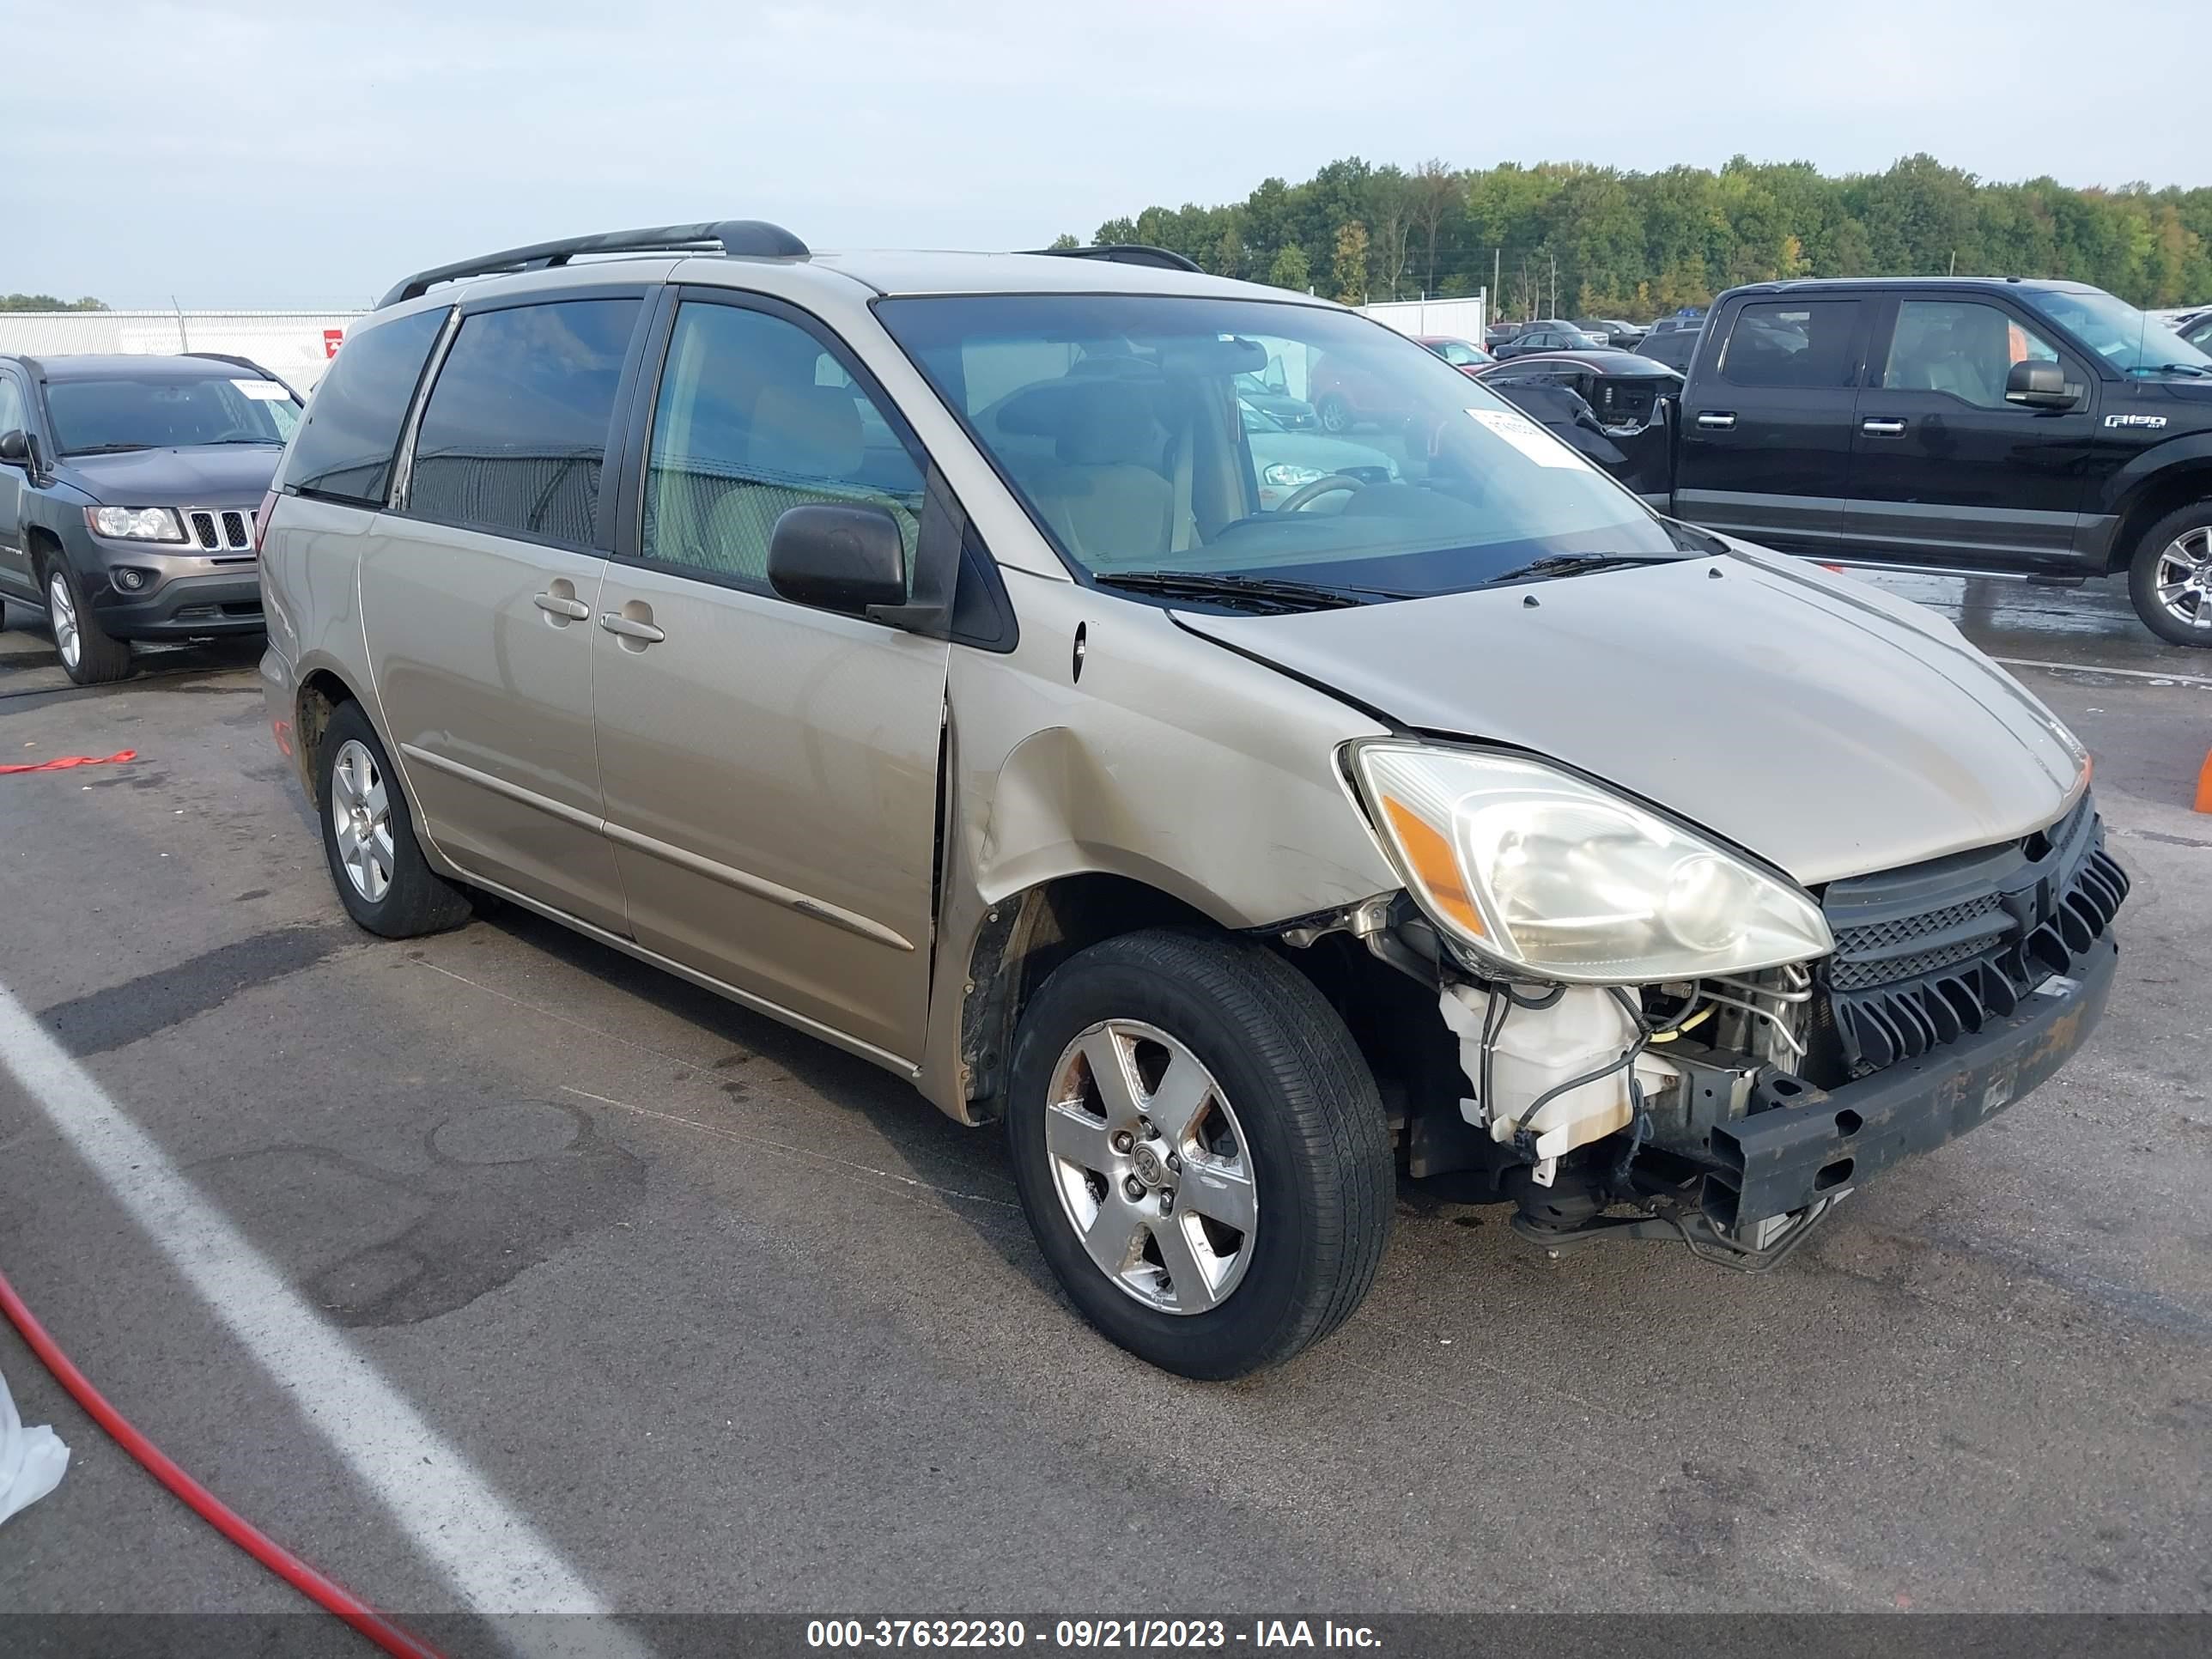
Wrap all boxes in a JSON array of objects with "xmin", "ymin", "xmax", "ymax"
[
  {"xmin": 1352, "ymin": 743, "xmax": 1832, "ymax": 982},
  {"xmin": 1262, "ymin": 462, "xmax": 1329, "ymax": 488},
  {"xmin": 85, "ymin": 506, "xmax": 186, "ymax": 542}
]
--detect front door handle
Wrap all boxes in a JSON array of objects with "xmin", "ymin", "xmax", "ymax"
[
  {"xmin": 1861, "ymin": 417, "xmax": 1908, "ymax": 436},
  {"xmin": 1695, "ymin": 411, "xmax": 1736, "ymax": 430},
  {"xmin": 599, "ymin": 611, "xmax": 665, "ymax": 645},
  {"xmin": 532, "ymin": 592, "xmax": 591, "ymax": 621}
]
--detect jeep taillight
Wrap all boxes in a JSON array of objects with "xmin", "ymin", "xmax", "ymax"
[{"xmin": 253, "ymin": 489, "xmax": 279, "ymax": 554}]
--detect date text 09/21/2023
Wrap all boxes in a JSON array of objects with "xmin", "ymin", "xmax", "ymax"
[{"xmin": 805, "ymin": 1620, "xmax": 1383, "ymax": 1650}]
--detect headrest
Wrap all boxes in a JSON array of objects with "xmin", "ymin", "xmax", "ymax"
[
  {"xmin": 997, "ymin": 379, "xmax": 1161, "ymax": 467},
  {"xmin": 749, "ymin": 386, "xmax": 864, "ymax": 481}
]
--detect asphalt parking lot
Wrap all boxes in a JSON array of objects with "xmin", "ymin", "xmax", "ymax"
[{"xmin": 1, "ymin": 570, "xmax": 2209, "ymax": 1638}]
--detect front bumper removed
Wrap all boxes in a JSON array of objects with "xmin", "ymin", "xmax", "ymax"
[{"xmin": 1705, "ymin": 933, "xmax": 2118, "ymax": 1236}]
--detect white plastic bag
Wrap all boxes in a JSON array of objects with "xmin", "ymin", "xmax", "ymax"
[{"xmin": 0, "ymin": 1365, "xmax": 69, "ymax": 1526}]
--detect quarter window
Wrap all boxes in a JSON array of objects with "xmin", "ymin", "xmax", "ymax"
[
  {"xmin": 1717, "ymin": 301, "xmax": 1861, "ymax": 387},
  {"xmin": 639, "ymin": 302, "xmax": 925, "ymax": 593},
  {"xmin": 408, "ymin": 298, "xmax": 641, "ymax": 545},
  {"xmin": 1881, "ymin": 300, "xmax": 2061, "ymax": 409},
  {"xmin": 282, "ymin": 307, "xmax": 446, "ymax": 506}
]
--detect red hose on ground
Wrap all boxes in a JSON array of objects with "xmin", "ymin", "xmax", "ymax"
[{"xmin": 0, "ymin": 1264, "xmax": 445, "ymax": 1659}]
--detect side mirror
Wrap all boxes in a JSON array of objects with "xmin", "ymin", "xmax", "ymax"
[
  {"xmin": 768, "ymin": 502, "xmax": 907, "ymax": 615},
  {"xmin": 0, "ymin": 428, "xmax": 29, "ymax": 467},
  {"xmin": 2005, "ymin": 360, "xmax": 2077, "ymax": 410}
]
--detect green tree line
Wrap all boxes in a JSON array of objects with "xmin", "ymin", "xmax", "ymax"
[
  {"xmin": 1067, "ymin": 154, "xmax": 2211, "ymax": 319},
  {"xmin": 0, "ymin": 294, "xmax": 108, "ymax": 312}
]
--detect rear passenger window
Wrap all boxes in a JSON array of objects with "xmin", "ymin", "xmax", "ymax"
[
  {"xmin": 280, "ymin": 307, "xmax": 446, "ymax": 506},
  {"xmin": 638, "ymin": 302, "xmax": 925, "ymax": 593},
  {"xmin": 408, "ymin": 298, "xmax": 641, "ymax": 547},
  {"xmin": 1717, "ymin": 301, "xmax": 1861, "ymax": 387}
]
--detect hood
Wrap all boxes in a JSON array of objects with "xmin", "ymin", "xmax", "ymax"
[
  {"xmin": 53, "ymin": 445, "xmax": 284, "ymax": 507},
  {"xmin": 2142, "ymin": 374, "xmax": 2212, "ymax": 406},
  {"xmin": 1176, "ymin": 549, "xmax": 2086, "ymax": 886}
]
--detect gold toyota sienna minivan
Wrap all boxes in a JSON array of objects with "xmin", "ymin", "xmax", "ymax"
[{"xmin": 258, "ymin": 222, "xmax": 2127, "ymax": 1378}]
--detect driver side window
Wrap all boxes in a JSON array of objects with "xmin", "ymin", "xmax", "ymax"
[
  {"xmin": 1882, "ymin": 301, "xmax": 2060, "ymax": 409},
  {"xmin": 641, "ymin": 302, "xmax": 925, "ymax": 593},
  {"xmin": 0, "ymin": 374, "xmax": 25, "ymax": 441}
]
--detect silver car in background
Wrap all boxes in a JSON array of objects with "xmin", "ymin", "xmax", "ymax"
[{"xmin": 258, "ymin": 222, "xmax": 2125, "ymax": 1378}]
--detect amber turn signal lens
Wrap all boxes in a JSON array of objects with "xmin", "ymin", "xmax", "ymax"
[{"xmin": 1382, "ymin": 796, "xmax": 1484, "ymax": 938}]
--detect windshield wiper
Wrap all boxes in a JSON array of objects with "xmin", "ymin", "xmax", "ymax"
[
  {"xmin": 61, "ymin": 442, "xmax": 155, "ymax": 455},
  {"xmin": 1484, "ymin": 551, "xmax": 1687, "ymax": 586},
  {"xmin": 1093, "ymin": 570, "xmax": 1417, "ymax": 612},
  {"xmin": 2128, "ymin": 362, "xmax": 2209, "ymax": 378},
  {"xmin": 203, "ymin": 435, "xmax": 284, "ymax": 445}
]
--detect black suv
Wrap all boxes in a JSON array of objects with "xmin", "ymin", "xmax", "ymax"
[{"xmin": 0, "ymin": 353, "xmax": 301, "ymax": 682}]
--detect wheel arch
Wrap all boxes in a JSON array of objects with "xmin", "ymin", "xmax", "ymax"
[
  {"xmin": 294, "ymin": 664, "xmax": 370, "ymax": 808},
  {"xmin": 24, "ymin": 521, "xmax": 65, "ymax": 583},
  {"xmin": 954, "ymin": 872, "xmax": 1222, "ymax": 1125},
  {"xmin": 2102, "ymin": 451, "xmax": 2212, "ymax": 574}
]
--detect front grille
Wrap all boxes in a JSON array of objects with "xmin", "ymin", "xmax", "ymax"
[
  {"xmin": 185, "ymin": 507, "xmax": 254, "ymax": 553},
  {"xmin": 1828, "ymin": 893, "xmax": 2007, "ymax": 990},
  {"xmin": 1344, "ymin": 465, "xmax": 1395, "ymax": 484},
  {"xmin": 1818, "ymin": 796, "xmax": 2127, "ymax": 1074}
]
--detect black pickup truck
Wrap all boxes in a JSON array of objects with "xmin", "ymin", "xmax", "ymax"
[{"xmin": 1614, "ymin": 276, "xmax": 2212, "ymax": 645}]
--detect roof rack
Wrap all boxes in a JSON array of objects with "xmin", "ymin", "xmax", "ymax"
[
  {"xmin": 1026, "ymin": 243, "xmax": 1204, "ymax": 275},
  {"xmin": 376, "ymin": 220, "xmax": 809, "ymax": 309}
]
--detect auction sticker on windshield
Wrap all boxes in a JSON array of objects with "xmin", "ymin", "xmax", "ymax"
[
  {"xmin": 233, "ymin": 379, "xmax": 290, "ymax": 399},
  {"xmin": 1467, "ymin": 406, "xmax": 1582, "ymax": 467}
]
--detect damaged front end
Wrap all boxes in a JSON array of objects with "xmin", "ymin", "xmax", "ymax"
[{"xmin": 1328, "ymin": 745, "xmax": 2128, "ymax": 1265}]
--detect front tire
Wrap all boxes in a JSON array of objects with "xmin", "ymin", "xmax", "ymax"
[
  {"xmin": 2126, "ymin": 504, "xmax": 2212, "ymax": 647},
  {"xmin": 45, "ymin": 561, "xmax": 133, "ymax": 684},
  {"xmin": 316, "ymin": 700, "xmax": 471, "ymax": 938},
  {"xmin": 1316, "ymin": 393, "xmax": 1353, "ymax": 434},
  {"xmin": 1005, "ymin": 929, "xmax": 1393, "ymax": 1380}
]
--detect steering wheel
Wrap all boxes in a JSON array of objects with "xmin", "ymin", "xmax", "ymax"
[{"xmin": 1275, "ymin": 473, "xmax": 1370, "ymax": 514}]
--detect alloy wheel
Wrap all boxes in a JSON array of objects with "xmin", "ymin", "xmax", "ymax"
[
  {"xmin": 2153, "ymin": 527, "xmax": 2212, "ymax": 630},
  {"xmin": 329, "ymin": 739, "xmax": 395, "ymax": 903},
  {"xmin": 47, "ymin": 572, "xmax": 79, "ymax": 670},
  {"xmin": 1043, "ymin": 1019, "xmax": 1258, "ymax": 1315}
]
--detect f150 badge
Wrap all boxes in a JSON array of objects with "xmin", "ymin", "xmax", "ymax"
[{"xmin": 2105, "ymin": 413, "xmax": 2168, "ymax": 428}]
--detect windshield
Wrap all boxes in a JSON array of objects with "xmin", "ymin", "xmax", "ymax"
[
  {"xmin": 2021, "ymin": 289, "xmax": 2212, "ymax": 375},
  {"xmin": 877, "ymin": 294, "xmax": 1686, "ymax": 599},
  {"xmin": 46, "ymin": 374, "xmax": 301, "ymax": 455}
]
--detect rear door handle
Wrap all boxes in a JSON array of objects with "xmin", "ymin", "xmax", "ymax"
[
  {"xmin": 532, "ymin": 592, "xmax": 591, "ymax": 621},
  {"xmin": 1861, "ymin": 417, "xmax": 1907, "ymax": 436},
  {"xmin": 599, "ymin": 611, "xmax": 665, "ymax": 644},
  {"xmin": 1695, "ymin": 411, "xmax": 1736, "ymax": 430}
]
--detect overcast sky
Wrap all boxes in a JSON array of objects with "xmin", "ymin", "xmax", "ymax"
[{"xmin": 5, "ymin": 0, "xmax": 2202, "ymax": 309}]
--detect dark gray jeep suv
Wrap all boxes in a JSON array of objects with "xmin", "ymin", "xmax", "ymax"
[{"xmin": 0, "ymin": 353, "xmax": 301, "ymax": 682}]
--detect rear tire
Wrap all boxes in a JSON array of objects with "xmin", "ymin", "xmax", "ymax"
[
  {"xmin": 2126, "ymin": 502, "xmax": 2212, "ymax": 647},
  {"xmin": 1316, "ymin": 393, "xmax": 1353, "ymax": 434},
  {"xmin": 1004, "ymin": 929, "xmax": 1393, "ymax": 1380},
  {"xmin": 316, "ymin": 700, "xmax": 471, "ymax": 938},
  {"xmin": 45, "ymin": 560, "xmax": 133, "ymax": 684}
]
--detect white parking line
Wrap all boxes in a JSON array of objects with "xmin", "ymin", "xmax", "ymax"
[
  {"xmin": 1994, "ymin": 655, "xmax": 2212, "ymax": 689},
  {"xmin": 0, "ymin": 981, "xmax": 648, "ymax": 1656}
]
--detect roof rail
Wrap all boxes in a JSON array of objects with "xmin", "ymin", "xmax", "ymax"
[
  {"xmin": 376, "ymin": 220, "xmax": 809, "ymax": 309},
  {"xmin": 1026, "ymin": 244, "xmax": 1205, "ymax": 275},
  {"xmin": 186, "ymin": 350, "xmax": 301, "ymax": 399}
]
